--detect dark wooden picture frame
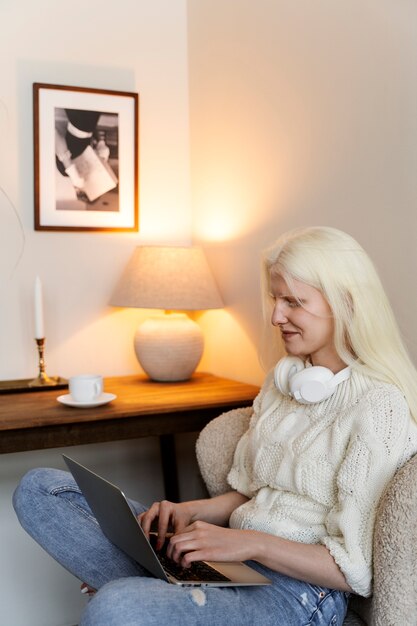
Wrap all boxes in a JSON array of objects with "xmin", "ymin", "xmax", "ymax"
[{"xmin": 34, "ymin": 83, "xmax": 139, "ymax": 232}]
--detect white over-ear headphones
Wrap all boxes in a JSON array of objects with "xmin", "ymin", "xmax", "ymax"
[{"xmin": 274, "ymin": 356, "xmax": 351, "ymax": 404}]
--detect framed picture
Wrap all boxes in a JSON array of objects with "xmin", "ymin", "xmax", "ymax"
[{"xmin": 33, "ymin": 83, "xmax": 139, "ymax": 231}]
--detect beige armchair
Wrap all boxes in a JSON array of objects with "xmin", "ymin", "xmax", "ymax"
[{"xmin": 196, "ymin": 408, "xmax": 417, "ymax": 626}]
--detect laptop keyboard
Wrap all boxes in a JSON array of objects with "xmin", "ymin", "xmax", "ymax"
[
  {"xmin": 159, "ymin": 553, "xmax": 231, "ymax": 582},
  {"xmin": 150, "ymin": 534, "xmax": 231, "ymax": 583}
]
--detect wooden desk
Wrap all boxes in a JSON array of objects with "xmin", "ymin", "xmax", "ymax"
[{"xmin": 0, "ymin": 373, "xmax": 259, "ymax": 501}]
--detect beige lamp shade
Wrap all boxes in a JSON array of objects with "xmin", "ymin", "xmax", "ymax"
[
  {"xmin": 110, "ymin": 246, "xmax": 223, "ymax": 381},
  {"xmin": 110, "ymin": 246, "xmax": 223, "ymax": 311}
]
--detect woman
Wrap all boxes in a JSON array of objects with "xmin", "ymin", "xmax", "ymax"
[{"xmin": 13, "ymin": 226, "xmax": 417, "ymax": 625}]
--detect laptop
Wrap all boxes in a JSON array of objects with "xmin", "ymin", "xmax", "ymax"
[{"xmin": 63, "ymin": 455, "xmax": 271, "ymax": 587}]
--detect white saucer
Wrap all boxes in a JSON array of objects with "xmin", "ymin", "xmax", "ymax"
[{"xmin": 57, "ymin": 393, "xmax": 117, "ymax": 408}]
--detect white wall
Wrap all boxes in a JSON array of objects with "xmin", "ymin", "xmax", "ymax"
[
  {"xmin": 1, "ymin": 0, "xmax": 193, "ymax": 380},
  {"xmin": 0, "ymin": 2, "xmax": 200, "ymax": 625},
  {"xmin": 188, "ymin": 0, "xmax": 417, "ymax": 385}
]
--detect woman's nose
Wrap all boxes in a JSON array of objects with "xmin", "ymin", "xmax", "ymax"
[{"xmin": 271, "ymin": 302, "xmax": 287, "ymax": 326}]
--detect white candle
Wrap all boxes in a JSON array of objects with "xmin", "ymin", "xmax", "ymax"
[{"xmin": 34, "ymin": 276, "xmax": 45, "ymax": 339}]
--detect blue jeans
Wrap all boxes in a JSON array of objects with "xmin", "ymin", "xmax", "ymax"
[{"xmin": 13, "ymin": 468, "xmax": 349, "ymax": 625}]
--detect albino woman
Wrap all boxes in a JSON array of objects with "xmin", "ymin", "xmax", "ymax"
[{"xmin": 14, "ymin": 227, "xmax": 417, "ymax": 625}]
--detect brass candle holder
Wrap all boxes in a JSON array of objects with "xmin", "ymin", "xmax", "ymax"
[
  {"xmin": 0, "ymin": 338, "xmax": 67, "ymax": 394},
  {"xmin": 28, "ymin": 337, "xmax": 61, "ymax": 388}
]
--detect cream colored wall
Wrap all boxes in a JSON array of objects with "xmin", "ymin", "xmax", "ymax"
[
  {"xmin": 188, "ymin": 0, "xmax": 417, "ymax": 386},
  {"xmin": 1, "ymin": 1, "xmax": 192, "ymax": 380},
  {"xmin": 0, "ymin": 2, "xmax": 197, "ymax": 625}
]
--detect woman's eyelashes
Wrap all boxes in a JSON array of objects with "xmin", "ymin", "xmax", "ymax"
[
  {"xmin": 270, "ymin": 293, "xmax": 303, "ymax": 308},
  {"xmin": 283, "ymin": 297, "xmax": 302, "ymax": 308}
]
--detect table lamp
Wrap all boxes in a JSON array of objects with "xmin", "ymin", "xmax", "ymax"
[{"xmin": 110, "ymin": 245, "xmax": 223, "ymax": 381}]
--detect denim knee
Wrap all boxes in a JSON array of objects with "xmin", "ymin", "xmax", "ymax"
[
  {"xmin": 13, "ymin": 467, "xmax": 74, "ymax": 525},
  {"xmin": 80, "ymin": 579, "xmax": 154, "ymax": 626},
  {"xmin": 79, "ymin": 578, "xmax": 209, "ymax": 626},
  {"xmin": 13, "ymin": 468, "xmax": 44, "ymax": 517}
]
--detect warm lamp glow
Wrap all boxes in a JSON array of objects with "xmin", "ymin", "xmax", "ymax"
[
  {"xmin": 110, "ymin": 245, "xmax": 223, "ymax": 381},
  {"xmin": 195, "ymin": 209, "xmax": 241, "ymax": 243},
  {"xmin": 193, "ymin": 188, "xmax": 248, "ymax": 242}
]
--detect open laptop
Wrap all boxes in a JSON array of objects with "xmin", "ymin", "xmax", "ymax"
[{"xmin": 63, "ymin": 455, "xmax": 271, "ymax": 587}]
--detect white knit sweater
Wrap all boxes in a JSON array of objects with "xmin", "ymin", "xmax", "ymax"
[{"xmin": 227, "ymin": 369, "xmax": 417, "ymax": 597}]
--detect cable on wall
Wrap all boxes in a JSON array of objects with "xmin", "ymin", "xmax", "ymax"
[{"xmin": 0, "ymin": 98, "xmax": 25, "ymax": 277}]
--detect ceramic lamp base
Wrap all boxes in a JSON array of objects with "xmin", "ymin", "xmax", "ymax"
[{"xmin": 134, "ymin": 313, "xmax": 204, "ymax": 382}]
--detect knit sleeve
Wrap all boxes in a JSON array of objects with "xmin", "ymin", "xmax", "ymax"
[
  {"xmin": 227, "ymin": 370, "xmax": 275, "ymax": 497},
  {"xmin": 321, "ymin": 384, "xmax": 417, "ymax": 597}
]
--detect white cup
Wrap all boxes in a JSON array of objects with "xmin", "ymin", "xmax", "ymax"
[{"xmin": 69, "ymin": 374, "xmax": 103, "ymax": 403}]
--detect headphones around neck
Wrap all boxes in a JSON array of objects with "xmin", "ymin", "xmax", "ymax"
[{"xmin": 274, "ymin": 356, "xmax": 351, "ymax": 404}]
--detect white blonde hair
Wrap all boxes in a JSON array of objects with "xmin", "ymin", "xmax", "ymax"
[{"xmin": 260, "ymin": 226, "xmax": 417, "ymax": 423}]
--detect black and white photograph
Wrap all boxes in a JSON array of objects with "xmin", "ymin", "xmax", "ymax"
[
  {"xmin": 34, "ymin": 84, "xmax": 138, "ymax": 231},
  {"xmin": 55, "ymin": 107, "xmax": 119, "ymax": 212}
]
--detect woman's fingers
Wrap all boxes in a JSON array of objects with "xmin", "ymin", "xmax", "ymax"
[
  {"xmin": 167, "ymin": 522, "xmax": 251, "ymax": 566},
  {"xmin": 138, "ymin": 501, "xmax": 161, "ymax": 537},
  {"xmin": 167, "ymin": 521, "xmax": 211, "ymax": 562},
  {"xmin": 156, "ymin": 501, "xmax": 175, "ymax": 549},
  {"xmin": 139, "ymin": 501, "xmax": 213, "ymax": 555},
  {"xmin": 138, "ymin": 500, "xmax": 177, "ymax": 549}
]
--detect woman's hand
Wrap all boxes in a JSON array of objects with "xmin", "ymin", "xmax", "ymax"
[
  {"xmin": 166, "ymin": 521, "xmax": 253, "ymax": 566},
  {"xmin": 138, "ymin": 500, "xmax": 195, "ymax": 550},
  {"xmin": 139, "ymin": 492, "xmax": 249, "ymax": 553},
  {"xmin": 166, "ymin": 522, "xmax": 352, "ymax": 593}
]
